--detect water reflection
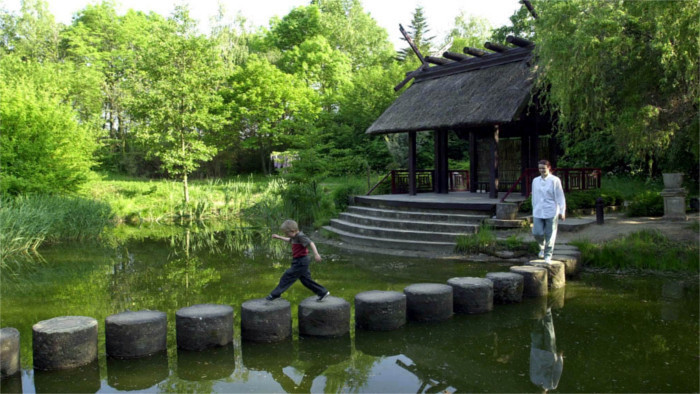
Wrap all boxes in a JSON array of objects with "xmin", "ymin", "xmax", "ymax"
[
  {"xmin": 242, "ymin": 340, "xmax": 297, "ymax": 391},
  {"xmin": 1, "ymin": 224, "xmax": 698, "ymax": 393},
  {"xmin": 107, "ymin": 351, "xmax": 169, "ymax": 390},
  {"xmin": 176, "ymin": 344, "xmax": 236, "ymax": 381},
  {"xmin": 33, "ymin": 360, "xmax": 100, "ymax": 393},
  {"xmin": 529, "ymin": 308, "xmax": 564, "ymax": 392},
  {"xmin": 0, "ymin": 372, "xmax": 22, "ymax": 393}
]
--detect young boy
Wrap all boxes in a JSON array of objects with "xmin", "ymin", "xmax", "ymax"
[{"xmin": 266, "ymin": 219, "xmax": 330, "ymax": 301}]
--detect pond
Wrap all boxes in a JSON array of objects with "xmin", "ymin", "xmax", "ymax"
[{"xmin": 1, "ymin": 225, "xmax": 698, "ymax": 393}]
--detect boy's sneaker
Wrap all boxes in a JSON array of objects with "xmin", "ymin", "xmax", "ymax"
[
  {"xmin": 265, "ymin": 294, "xmax": 279, "ymax": 301},
  {"xmin": 538, "ymin": 250, "xmax": 545, "ymax": 259},
  {"xmin": 317, "ymin": 291, "xmax": 330, "ymax": 302},
  {"xmin": 544, "ymin": 257, "xmax": 552, "ymax": 264}
]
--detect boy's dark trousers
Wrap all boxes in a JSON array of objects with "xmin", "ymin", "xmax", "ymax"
[{"xmin": 269, "ymin": 256, "xmax": 327, "ymax": 297}]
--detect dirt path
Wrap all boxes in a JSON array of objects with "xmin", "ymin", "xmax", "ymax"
[{"xmin": 554, "ymin": 213, "xmax": 699, "ymax": 244}]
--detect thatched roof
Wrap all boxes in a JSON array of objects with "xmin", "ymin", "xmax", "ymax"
[{"xmin": 366, "ymin": 46, "xmax": 536, "ymax": 135}]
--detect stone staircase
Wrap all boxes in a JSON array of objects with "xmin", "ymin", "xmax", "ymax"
[{"xmin": 323, "ymin": 202, "xmax": 492, "ymax": 252}]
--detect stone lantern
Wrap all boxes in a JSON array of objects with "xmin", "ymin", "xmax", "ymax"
[{"xmin": 660, "ymin": 173, "xmax": 687, "ymax": 221}]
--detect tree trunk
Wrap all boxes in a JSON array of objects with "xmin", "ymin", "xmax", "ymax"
[{"xmin": 183, "ymin": 173, "xmax": 189, "ymax": 204}]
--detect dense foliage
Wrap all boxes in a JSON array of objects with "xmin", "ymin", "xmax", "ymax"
[
  {"xmin": 533, "ymin": 0, "xmax": 699, "ymax": 177},
  {"xmin": 1, "ymin": 0, "xmax": 697, "ymax": 201}
]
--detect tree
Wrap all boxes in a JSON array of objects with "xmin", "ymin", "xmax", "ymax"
[
  {"xmin": 396, "ymin": 6, "xmax": 435, "ymax": 63},
  {"xmin": 1, "ymin": 0, "xmax": 61, "ymax": 62},
  {"xmin": 0, "ymin": 57, "xmax": 97, "ymax": 194},
  {"xmin": 221, "ymin": 55, "xmax": 320, "ymax": 175},
  {"xmin": 443, "ymin": 12, "xmax": 492, "ymax": 54},
  {"xmin": 533, "ymin": 0, "xmax": 699, "ymax": 177},
  {"xmin": 128, "ymin": 6, "xmax": 224, "ymax": 203}
]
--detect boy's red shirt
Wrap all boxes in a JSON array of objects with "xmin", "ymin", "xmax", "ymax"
[{"xmin": 290, "ymin": 231, "xmax": 311, "ymax": 258}]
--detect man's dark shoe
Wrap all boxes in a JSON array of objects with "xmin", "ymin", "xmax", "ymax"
[
  {"xmin": 317, "ymin": 291, "xmax": 330, "ymax": 302},
  {"xmin": 265, "ymin": 294, "xmax": 279, "ymax": 301}
]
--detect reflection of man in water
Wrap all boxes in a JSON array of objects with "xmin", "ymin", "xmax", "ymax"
[{"xmin": 530, "ymin": 308, "xmax": 563, "ymax": 391}]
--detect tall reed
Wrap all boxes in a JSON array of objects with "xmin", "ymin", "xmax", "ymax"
[{"xmin": 0, "ymin": 195, "xmax": 112, "ymax": 268}]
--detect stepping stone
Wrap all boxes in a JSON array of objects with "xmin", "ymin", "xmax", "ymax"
[
  {"xmin": 447, "ymin": 277, "xmax": 494, "ymax": 314},
  {"xmin": 528, "ymin": 260, "xmax": 566, "ymax": 289},
  {"xmin": 485, "ymin": 272, "xmax": 524, "ymax": 304},
  {"xmin": 32, "ymin": 316, "xmax": 98, "ymax": 371},
  {"xmin": 106, "ymin": 310, "xmax": 167, "ymax": 358},
  {"xmin": 355, "ymin": 290, "xmax": 407, "ymax": 331},
  {"xmin": 510, "ymin": 265, "xmax": 548, "ymax": 297},
  {"xmin": 298, "ymin": 296, "xmax": 350, "ymax": 337},
  {"xmin": 404, "ymin": 283, "xmax": 453, "ymax": 322},
  {"xmin": 241, "ymin": 298, "xmax": 292, "ymax": 343},
  {"xmin": 1, "ymin": 327, "xmax": 20, "ymax": 378},
  {"xmin": 553, "ymin": 254, "xmax": 581, "ymax": 277},
  {"xmin": 176, "ymin": 304, "xmax": 233, "ymax": 351}
]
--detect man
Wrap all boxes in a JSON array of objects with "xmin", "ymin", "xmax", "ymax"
[{"xmin": 531, "ymin": 160, "xmax": 566, "ymax": 263}]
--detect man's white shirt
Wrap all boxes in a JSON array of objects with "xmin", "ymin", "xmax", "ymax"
[{"xmin": 531, "ymin": 174, "xmax": 566, "ymax": 219}]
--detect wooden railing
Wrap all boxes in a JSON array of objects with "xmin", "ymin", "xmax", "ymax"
[
  {"xmin": 501, "ymin": 168, "xmax": 602, "ymax": 201},
  {"xmin": 367, "ymin": 170, "xmax": 470, "ymax": 195},
  {"xmin": 368, "ymin": 168, "xmax": 601, "ymax": 197}
]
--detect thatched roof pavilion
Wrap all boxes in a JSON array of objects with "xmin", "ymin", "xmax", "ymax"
[{"xmin": 366, "ymin": 36, "xmax": 554, "ymax": 198}]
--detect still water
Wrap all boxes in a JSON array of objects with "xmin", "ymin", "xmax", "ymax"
[{"xmin": 1, "ymin": 225, "xmax": 698, "ymax": 393}]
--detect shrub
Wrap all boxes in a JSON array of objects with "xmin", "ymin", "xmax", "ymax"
[
  {"xmin": 455, "ymin": 226, "xmax": 497, "ymax": 254},
  {"xmin": 573, "ymin": 230, "xmax": 698, "ymax": 272},
  {"xmin": 331, "ymin": 180, "xmax": 366, "ymax": 211},
  {"xmin": 627, "ymin": 191, "xmax": 664, "ymax": 217}
]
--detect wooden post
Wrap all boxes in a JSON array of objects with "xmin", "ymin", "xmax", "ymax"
[
  {"xmin": 434, "ymin": 130, "xmax": 449, "ymax": 193},
  {"xmin": 408, "ymin": 131, "xmax": 417, "ymax": 196},
  {"xmin": 489, "ymin": 125, "xmax": 499, "ymax": 199},
  {"xmin": 521, "ymin": 131, "xmax": 529, "ymax": 196},
  {"xmin": 469, "ymin": 131, "xmax": 478, "ymax": 193}
]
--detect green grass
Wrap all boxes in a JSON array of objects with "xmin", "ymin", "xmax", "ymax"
[
  {"xmin": 0, "ymin": 194, "xmax": 112, "ymax": 269},
  {"xmin": 455, "ymin": 226, "xmax": 497, "ymax": 254},
  {"xmin": 79, "ymin": 173, "xmax": 282, "ymax": 223},
  {"xmin": 571, "ymin": 230, "xmax": 699, "ymax": 272}
]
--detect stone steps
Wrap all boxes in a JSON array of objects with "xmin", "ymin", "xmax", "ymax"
[
  {"xmin": 346, "ymin": 206, "xmax": 485, "ymax": 224},
  {"xmin": 330, "ymin": 219, "xmax": 471, "ymax": 243},
  {"xmin": 338, "ymin": 212, "xmax": 480, "ymax": 234},
  {"xmin": 324, "ymin": 197, "xmax": 492, "ymax": 252},
  {"xmin": 322, "ymin": 225, "xmax": 456, "ymax": 251}
]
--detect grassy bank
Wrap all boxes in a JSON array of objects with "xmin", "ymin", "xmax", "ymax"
[
  {"xmin": 573, "ymin": 229, "xmax": 699, "ymax": 272},
  {"xmin": 0, "ymin": 194, "xmax": 112, "ymax": 269},
  {"xmin": 79, "ymin": 173, "xmax": 285, "ymax": 223}
]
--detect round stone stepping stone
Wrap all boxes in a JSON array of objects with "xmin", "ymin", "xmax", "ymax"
[
  {"xmin": 299, "ymin": 296, "xmax": 350, "ymax": 337},
  {"xmin": 106, "ymin": 310, "xmax": 167, "ymax": 358},
  {"xmin": 176, "ymin": 304, "xmax": 233, "ymax": 351},
  {"xmin": 404, "ymin": 283, "xmax": 453, "ymax": 322},
  {"xmin": 553, "ymin": 254, "xmax": 580, "ymax": 277},
  {"xmin": 1, "ymin": 327, "xmax": 21, "ymax": 378},
  {"xmin": 509, "ymin": 265, "xmax": 548, "ymax": 297},
  {"xmin": 485, "ymin": 272, "xmax": 524, "ymax": 304},
  {"xmin": 528, "ymin": 260, "xmax": 566, "ymax": 289},
  {"xmin": 355, "ymin": 290, "xmax": 406, "ymax": 331},
  {"xmin": 447, "ymin": 277, "xmax": 494, "ymax": 314},
  {"xmin": 32, "ymin": 316, "xmax": 98, "ymax": 371},
  {"xmin": 241, "ymin": 298, "xmax": 292, "ymax": 343}
]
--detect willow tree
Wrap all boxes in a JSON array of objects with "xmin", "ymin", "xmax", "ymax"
[
  {"xmin": 128, "ymin": 6, "xmax": 224, "ymax": 203},
  {"xmin": 533, "ymin": 0, "xmax": 699, "ymax": 176}
]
